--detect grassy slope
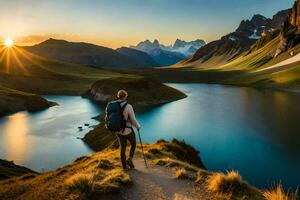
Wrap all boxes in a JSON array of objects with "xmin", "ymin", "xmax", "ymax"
[
  {"xmin": 0, "ymin": 47, "xmax": 186, "ymax": 100},
  {"xmin": 0, "ymin": 86, "xmax": 55, "ymax": 116},
  {"xmin": 0, "ymin": 47, "xmax": 187, "ymax": 117},
  {"xmin": 138, "ymin": 35, "xmax": 300, "ymax": 93},
  {"xmin": 0, "ymin": 46, "xmax": 131, "ymax": 95},
  {"xmin": 85, "ymin": 76, "xmax": 187, "ymax": 108},
  {"xmin": 0, "ymin": 159, "xmax": 37, "ymax": 180},
  {"xmin": 0, "ymin": 140, "xmax": 292, "ymax": 200},
  {"xmin": 83, "ymin": 124, "xmax": 117, "ymax": 152}
]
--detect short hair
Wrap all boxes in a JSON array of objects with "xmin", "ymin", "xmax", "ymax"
[{"xmin": 117, "ymin": 90, "xmax": 128, "ymax": 99}]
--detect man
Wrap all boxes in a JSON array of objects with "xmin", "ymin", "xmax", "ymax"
[{"xmin": 110, "ymin": 90, "xmax": 141, "ymax": 170}]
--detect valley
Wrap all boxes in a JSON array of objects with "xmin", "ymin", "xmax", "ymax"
[{"xmin": 1, "ymin": 0, "xmax": 300, "ymax": 199}]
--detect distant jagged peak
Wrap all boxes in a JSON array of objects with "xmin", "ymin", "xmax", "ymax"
[
  {"xmin": 251, "ymin": 14, "xmax": 268, "ymax": 22},
  {"xmin": 153, "ymin": 39, "xmax": 160, "ymax": 46},
  {"xmin": 136, "ymin": 39, "xmax": 153, "ymax": 46},
  {"xmin": 173, "ymin": 38, "xmax": 205, "ymax": 49}
]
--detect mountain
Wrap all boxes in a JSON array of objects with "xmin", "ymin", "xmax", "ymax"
[
  {"xmin": 132, "ymin": 39, "xmax": 160, "ymax": 52},
  {"xmin": 131, "ymin": 38, "xmax": 205, "ymax": 66},
  {"xmin": 148, "ymin": 5, "xmax": 300, "ymax": 93},
  {"xmin": 170, "ymin": 39, "xmax": 206, "ymax": 55},
  {"xmin": 178, "ymin": 9, "xmax": 290, "ymax": 68},
  {"xmin": 148, "ymin": 48, "xmax": 186, "ymax": 66},
  {"xmin": 25, "ymin": 38, "xmax": 157, "ymax": 68},
  {"xmin": 0, "ymin": 45, "xmax": 186, "ymax": 116},
  {"xmin": 116, "ymin": 47, "xmax": 159, "ymax": 67}
]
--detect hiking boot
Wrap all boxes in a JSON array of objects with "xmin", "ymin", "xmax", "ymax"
[{"xmin": 126, "ymin": 158, "xmax": 135, "ymax": 169}]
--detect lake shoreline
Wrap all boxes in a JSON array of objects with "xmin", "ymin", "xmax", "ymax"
[{"xmin": 1, "ymin": 84, "xmax": 299, "ymax": 190}]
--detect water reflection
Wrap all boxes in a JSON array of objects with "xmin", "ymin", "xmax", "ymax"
[
  {"xmin": 2, "ymin": 112, "xmax": 29, "ymax": 164},
  {"xmin": 0, "ymin": 96, "xmax": 100, "ymax": 171},
  {"xmin": 138, "ymin": 84, "xmax": 300, "ymax": 189}
]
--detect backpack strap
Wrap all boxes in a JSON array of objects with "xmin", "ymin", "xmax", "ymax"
[
  {"xmin": 119, "ymin": 102, "xmax": 128, "ymax": 133},
  {"xmin": 121, "ymin": 102, "xmax": 128, "ymax": 113}
]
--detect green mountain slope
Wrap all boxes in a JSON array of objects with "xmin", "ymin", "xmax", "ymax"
[
  {"xmin": 0, "ymin": 45, "xmax": 131, "ymax": 95},
  {"xmin": 0, "ymin": 46, "xmax": 186, "ymax": 116},
  {"xmin": 25, "ymin": 38, "xmax": 157, "ymax": 68}
]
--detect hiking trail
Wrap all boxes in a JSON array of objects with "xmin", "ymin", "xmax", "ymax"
[{"xmin": 121, "ymin": 157, "xmax": 214, "ymax": 200}]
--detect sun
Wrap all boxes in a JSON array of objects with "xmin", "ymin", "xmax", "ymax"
[{"xmin": 4, "ymin": 38, "xmax": 14, "ymax": 47}]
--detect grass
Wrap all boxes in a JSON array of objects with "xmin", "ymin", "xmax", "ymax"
[
  {"xmin": 0, "ymin": 139, "xmax": 296, "ymax": 200},
  {"xmin": 66, "ymin": 173, "xmax": 95, "ymax": 194},
  {"xmin": 85, "ymin": 76, "xmax": 187, "ymax": 108},
  {"xmin": 82, "ymin": 123, "xmax": 118, "ymax": 151},
  {"xmin": 175, "ymin": 168, "xmax": 188, "ymax": 179},
  {"xmin": 0, "ymin": 47, "xmax": 187, "ymax": 117},
  {"xmin": 65, "ymin": 169, "xmax": 132, "ymax": 198},
  {"xmin": 0, "ymin": 46, "xmax": 135, "ymax": 95},
  {"xmin": 136, "ymin": 32, "xmax": 300, "ymax": 93},
  {"xmin": 0, "ymin": 159, "xmax": 37, "ymax": 180},
  {"xmin": 195, "ymin": 169, "xmax": 212, "ymax": 183},
  {"xmin": 263, "ymin": 184, "xmax": 298, "ymax": 200},
  {"xmin": 141, "ymin": 139, "xmax": 206, "ymax": 169},
  {"xmin": 207, "ymin": 171, "xmax": 245, "ymax": 193},
  {"xmin": 206, "ymin": 171, "xmax": 264, "ymax": 199},
  {"xmin": 0, "ymin": 86, "xmax": 54, "ymax": 116},
  {"xmin": 0, "ymin": 147, "xmax": 131, "ymax": 199}
]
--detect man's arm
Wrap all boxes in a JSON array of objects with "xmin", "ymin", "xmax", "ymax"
[{"xmin": 127, "ymin": 104, "xmax": 141, "ymax": 130}]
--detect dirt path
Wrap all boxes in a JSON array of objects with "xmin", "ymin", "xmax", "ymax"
[{"xmin": 121, "ymin": 157, "xmax": 214, "ymax": 200}]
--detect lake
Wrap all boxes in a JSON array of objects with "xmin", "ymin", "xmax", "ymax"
[
  {"xmin": 0, "ymin": 96, "xmax": 100, "ymax": 172},
  {"xmin": 0, "ymin": 84, "xmax": 299, "ymax": 189}
]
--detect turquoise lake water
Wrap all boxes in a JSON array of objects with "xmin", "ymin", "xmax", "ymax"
[{"xmin": 0, "ymin": 84, "xmax": 299, "ymax": 189}]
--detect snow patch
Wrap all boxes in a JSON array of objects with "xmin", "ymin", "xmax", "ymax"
[
  {"xmin": 249, "ymin": 29, "xmax": 261, "ymax": 39},
  {"xmin": 229, "ymin": 36, "xmax": 237, "ymax": 41}
]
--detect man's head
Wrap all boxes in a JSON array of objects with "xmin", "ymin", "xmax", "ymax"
[{"xmin": 117, "ymin": 90, "xmax": 128, "ymax": 100}]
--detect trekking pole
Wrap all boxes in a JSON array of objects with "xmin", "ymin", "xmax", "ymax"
[{"xmin": 137, "ymin": 130, "xmax": 148, "ymax": 168}]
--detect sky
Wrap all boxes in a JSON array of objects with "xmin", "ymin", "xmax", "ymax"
[{"xmin": 0, "ymin": 0, "xmax": 295, "ymax": 49}]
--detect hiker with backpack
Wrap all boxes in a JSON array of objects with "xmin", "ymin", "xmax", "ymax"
[{"xmin": 105, "ymin": 90, "xmax": 141, "ymax": 170}]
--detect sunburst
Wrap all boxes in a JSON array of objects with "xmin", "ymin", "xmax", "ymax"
[{"xmin": 4, "ymin": 38, "xmax": 14, "ymax": 47}]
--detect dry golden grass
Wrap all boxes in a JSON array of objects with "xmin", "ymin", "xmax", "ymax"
[
  {"xmin": 0, "ymin": 140, "xmax": 288, "ymax": 200},
  {"xmin": 153, "ymin": 158, "xmax": 199, "ymax": 172},
  {"xmin": 195, "ymin": 169, "xmax": 212, "ymax": 183},
  {"xmin": 207, "ymin": 171, "xmax": 245, "ymax": 194},
  {"xmin": 263, "ymin": 184, "xmax": 298, "ymax": 200},
  {"xmin": 206, "ymin": 171, "xmax": 265, "ymax": 200},
  {"xmin": 175, "ymin": 168, "xmax": 188, "ymax": 179},
  {"xmin": 65, "ymin": 173, "xmax": 95, "ymax": 194}
]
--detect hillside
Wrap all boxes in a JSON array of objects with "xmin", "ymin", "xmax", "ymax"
[
  {"xmin": 0, "ymin": 45, "xmax": 128, "ymax": 95},
  {"xmin": 0, "ymin": 46, "xmax": 186, "ymax": 116},
  {"xmin": 84, "ymin": 76, "xmax": 187, "ymax": 108},
  {"xmin": 0, "ymin": 159, "xmax": 37, "ymax": 180},
  {"xmin": 132, "ymin": 5, "xmax": 300, "ymax": 93},
  {"xmin": 116, "ymin": 47, "xmax": 159, "ymax": 67},
  {"xmin": 0, "ymin": 139, "xmax": 294, "ymax": 200},
  {"xmin": 0, "ymin": 86, "xmax": 55, "ymax": 116},
  {"xmin": 174, "ymin": 9, "xmax": 290, "ymax": 69},
  {"xmin": 25, "ymin": 39, "xmax": 158, "ymax": 68}
]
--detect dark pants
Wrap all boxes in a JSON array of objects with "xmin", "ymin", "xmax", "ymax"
[{"xmin": 117, "ymin": 131, "xmax": 136, "ymax": 169}]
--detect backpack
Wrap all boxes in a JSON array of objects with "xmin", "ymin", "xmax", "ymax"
[{"xmin": 105, "ymin": 101, "xmax": 128, "ymax": 132}]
